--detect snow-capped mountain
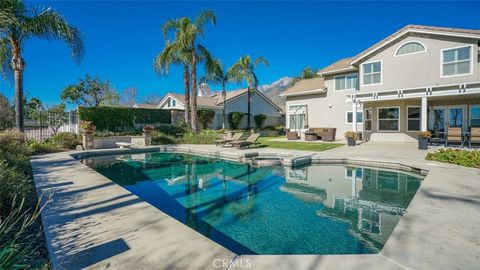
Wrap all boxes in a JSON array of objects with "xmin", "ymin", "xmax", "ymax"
[{"xmin": 257, "ymin": 76, "xmax": 293, "ymax": 111}]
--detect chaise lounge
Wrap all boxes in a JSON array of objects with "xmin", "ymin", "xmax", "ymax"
[
  {"xmin": 230, "ymin": 133, "xmax": 261, "ymax": 148},
  {"xmin": 215, "ymin": 132, "xmax": 244, "ymax": 147}
]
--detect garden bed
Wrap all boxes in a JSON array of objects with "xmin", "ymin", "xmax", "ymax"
[{"xmin": 426, "ymin": 149, "xmax": 480, "ymax": 168}]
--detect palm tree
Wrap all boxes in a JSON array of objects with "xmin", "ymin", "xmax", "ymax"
[
  {"xmin": 0, "ymin": 0, "xmax": 83, "ymax": 132},
  {"xmin": 154, "ymin": 41, "xmax": 192, "ymax": 126},
  {"xmin": 201, "ymin": 58, "xmax": 229, "ymax": 129},
  {"xmin": 227, "ymin": 55, "xmax": 268, "ymax": 130},
  {"xmin": 162, "ymin": 10, "xmax": 216, "ymax": 133},
  {"xmin": 291, "ymin": 66, "xmax": 317, "ymax": 85}
]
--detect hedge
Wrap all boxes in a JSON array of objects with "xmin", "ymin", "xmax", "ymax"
[{"xmin": 79, "ymin": 106, "xmax": 171, "ymax": 131}]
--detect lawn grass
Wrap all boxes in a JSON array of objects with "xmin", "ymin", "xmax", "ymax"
[{"xmin": 256, "ymin": 137, "xmax": 344, "ymax": 152}]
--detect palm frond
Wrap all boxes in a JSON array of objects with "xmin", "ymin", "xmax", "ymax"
[
  {"xmin": 253, "ymin": 56, "xmax": 268, "ymax": 68},
  {"xmin": 0, "ymin": 38, "xmax": 12, "ymax": 79},
  {"xmin": 194, "ymin": 9, "xmax": 216, "ymax": 34},
  {"xmin": 23, "ymin": 7, "xmax": 84, "ymax": 63},
  {"xmin": 161, "ymin": 18, "xmax": 179, "ymax": 40}
]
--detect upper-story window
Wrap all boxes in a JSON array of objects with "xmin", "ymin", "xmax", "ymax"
[
  {"xmin": 172, "ymin": 99, "xmax": 176, "ymax": 106},
  {"xmin": 395, "ymin": 42, "xmax": 426, "ymax": 56},
  {"xmin": 335, "ymin": 74, "xmax": 358, "ymax": 91},
  {"xmin": 442, "ymin": 45, "xmax": 472, "ymax": 77},
  {"xmin": 362, "ymin": 61, "xmax": 382, "ymax": 85},
  {"xmin": 167, "ymin": 99, "xmax": 171, "ymax": 107}
]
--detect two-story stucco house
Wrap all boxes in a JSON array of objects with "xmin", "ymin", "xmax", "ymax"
[
  {"xmin": 282, "ymin": 25, "xmax": 480, "ymax": 142},
  {"xmin": 156, "ymin": 89, "xmax": 284, "ymax": 129}
]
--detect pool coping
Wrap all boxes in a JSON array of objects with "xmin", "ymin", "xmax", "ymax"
[{"xmin": 31, "ymin": 145, "xmax": 480, "ymax": 270}]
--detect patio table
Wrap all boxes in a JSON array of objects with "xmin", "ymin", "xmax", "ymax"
[{"xmin": 304, "ymin": 132, "xmax": 318, "ymax": 141}]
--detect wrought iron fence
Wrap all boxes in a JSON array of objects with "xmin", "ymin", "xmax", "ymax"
[{"xmin": 24, "ymin": 110, "xmax": 79, "ymax": 141}]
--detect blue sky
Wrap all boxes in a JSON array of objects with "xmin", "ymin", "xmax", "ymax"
[{"xmin": 1, "ymin": 1, "xmax": 479, "ymax": 106}]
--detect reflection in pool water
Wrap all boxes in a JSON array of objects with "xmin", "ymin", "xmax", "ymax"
[{"xmin": 83, "ymin": 152, "xmax": 423, "ymax": 255}]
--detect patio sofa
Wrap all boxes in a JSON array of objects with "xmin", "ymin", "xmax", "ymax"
[{"xmin": 308, "ymin": 128, "xmax": 337, "ymax": 142}]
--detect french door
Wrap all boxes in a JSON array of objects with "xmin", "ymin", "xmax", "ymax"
[{"xmin": 429, "ymin": 106, "xmax": 467, "ymax": 132}]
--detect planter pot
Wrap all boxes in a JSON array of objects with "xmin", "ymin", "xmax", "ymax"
[
  {"xmin": 418, "ymin": 137, "xmax": 429, "ymax": 150},
  {"xmin": 347, "ymin": 137, "xmax": 356, "ymax": 146}
]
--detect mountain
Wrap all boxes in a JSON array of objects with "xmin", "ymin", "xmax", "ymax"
[{"xmin": 257, "ymin": 76, "xmax": 293, "ymax": 111}]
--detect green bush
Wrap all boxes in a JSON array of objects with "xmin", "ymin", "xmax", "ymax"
[
  {"xmin": 197, "ymin": 110, "xmax": 215, "ymax": 129},
  {"xmin": 180, "ymin": 130, "xmax": 221, "ymax": 144},
  {"xmin": 155, "ymin": 124, "xmax": 187, "ymax": 136},
  {"xmin": 228, "ymin": 112, "xmax": 244, "ymax": 130},
  {"xmin": 0, "ymin": 129, "xmax": 25, "ymax": 145},
  {"xmin": 79, "ymin": 106, "xmax": 171, "ymax": 131},
  {"xmin": 52, "ymin": 132, "xmax": 80, "ymax": 149},
  {"xmin": 93, "ymin": 129, "xmax": 142, "ymax": 137},
  {"xmin": 0, "ymin": 161, "xmax": 33, "ymax": 217},
  {"xmin": 151, "ymin": 131, "xmax": 179, "ymax": 145},
  {"xmin": 28, "ymin": 141, "xmax": 62, "ymax": 155},
  {"xmin": 254, "ymin": 114, "xmax": 267, "ymax": 129},
  {"xmin": 426, "ymin": 149, "xmax": 480, "ymax": 168}
]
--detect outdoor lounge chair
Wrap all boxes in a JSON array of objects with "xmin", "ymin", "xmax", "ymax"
[
  {"xmin": 215, "ymin": 132, "xmax": 243, "ymax": 147},
  {"xmin": 230, "ymin": 133, "xmax": 261, "ymax": 148},
  {"xmin": 446, "ymin": 127, "xmax": 462, "ymax": 147},
  {"xmin": 469, "ymin": 127, "xmax": 480, "ymax": 148}
]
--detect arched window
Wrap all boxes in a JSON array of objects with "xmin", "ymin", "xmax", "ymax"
[{"xmin": 395, "ymin": 42, "xmax": 426, "ymax": 56}]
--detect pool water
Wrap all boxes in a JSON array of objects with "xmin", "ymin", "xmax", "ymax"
[{"xmin": 82, "ymin": 152, "xmax": 423, "ymax": 255}]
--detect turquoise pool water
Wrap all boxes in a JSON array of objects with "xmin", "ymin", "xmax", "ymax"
[{"xmin": 82, "ymin": 152, "xmax": 423, "ymax": 255}]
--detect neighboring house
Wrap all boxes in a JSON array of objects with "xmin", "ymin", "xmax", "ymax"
[
  {"xmin": 157, "ymin": 89, "xmax": 284, "ymax": 129},
  {"xmin": 282, "ymin": 25, "xmax": 480, "ymax": 142},
  {"xmin": 133, "ymin": 103, "xmax": 158, "ymax": 109}
]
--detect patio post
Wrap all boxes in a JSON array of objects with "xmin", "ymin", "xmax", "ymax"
[
  {"xmin": 421, "ymin": 96, "xmax": 427, "ymax": 131},
  {"xmin": 352, "ymin": 100, "xmax": 358, "ymax": 132}
]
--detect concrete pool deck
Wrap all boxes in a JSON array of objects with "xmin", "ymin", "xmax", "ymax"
[{"xmin": 31, "ymin": 143, "xmax": 480, "ymax": 270}]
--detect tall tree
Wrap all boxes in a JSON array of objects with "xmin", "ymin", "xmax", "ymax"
[
  {"xmin": 61, "ymin": 75, "xmax": 116, "ymax": 107},
  {"xmin": 291, "ymin": 66, "xmax": 318, "ymax": 85},
  {"xmin": 161, "ymin": 10, "xmax": 216, "ymax": 133},
  {"xmin": 154, "ymin": 41, "xmax": 192, "ymax": 126},
  {"xmin": 201, "ymin": 58, "xmax": 229, "ymax": 129},
  {"xmin": 228, "ymin": 55, "xmax": 268, "ymax": 130},
  {"xmin": 121, "ymin": 87, "xmax": 137, "ymax": 107},
  {"xmin": 0, "ymin": 0, "xmax": 83, "ymax": 132}
]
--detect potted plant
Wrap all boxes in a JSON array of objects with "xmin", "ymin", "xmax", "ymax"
[
  {"xmin": 143, "ymin": 125, "xmax": 154, "ymax": 135},
  {"xmin": 344, "ymin": 131, "xmax": 357, "ymax": 146},
  {"xmin": 417, "ymin": 131, "xmax": 431, "ymax": 150},
  {"xmin": 80, "ymin": 121, "xmax": 96, "ymax": 135}
]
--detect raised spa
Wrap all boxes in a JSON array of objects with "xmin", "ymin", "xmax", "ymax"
[{"xmin": 82, "ymin": 152, "xmax": 423, "ymax": 255}]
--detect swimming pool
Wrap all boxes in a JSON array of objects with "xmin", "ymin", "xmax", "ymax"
[{"xmin": 82, "ymin": 152, "xmax": 423, "ymax": 255}]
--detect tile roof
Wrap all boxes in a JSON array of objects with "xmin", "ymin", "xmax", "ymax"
[
  {"xmin": 317, "ymin": 57, "xmax": 356, "ymax": 75},
  {"xmin": 352, "ymin": 24, "xmax": 480, "ymax": 64},
  {"xmin": 134, "ymin": 103, "xmax": 158, "ymax": 109},
  {"xmin": 281, "ymin": 77, "xmax": 326, "ymax": 96}
]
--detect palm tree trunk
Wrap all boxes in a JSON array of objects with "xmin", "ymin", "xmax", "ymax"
[
  {"xmin": 183, "ymin": 65, "xmax": 191, "ymax": 126},
  {"xmin": 247, "ymin": 86, "xmax": 251, "ymax": 130},
  {"xmin": 190, "ymin": 53, "xmax": 199, "ymax": 134},
  {"xmin": 221, "ymin": 83, "xmax": 226, "ymax": 129},
  {"xmin": 12, "ymin": 53, "xmax": 25, "ymax": 132}
]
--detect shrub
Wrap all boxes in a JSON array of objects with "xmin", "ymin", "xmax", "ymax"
[
  {"xmin": 27, "ymin": 141, "xmax": 62, "ymax": 155},
  {"xmin": 155, "ymin": 124, "xmax": 187, "ymax": 136},
  {"xmin": 0, "ymin": 129, "xmax": 25, "ymax": 145},
  {"xmin": 53, "ymin": 132, "xmax": 80, "ymax": 149},
  {"xmin": 254, "ymin": 114, "xmax": 267, "ymax": 129},
  {"xmin": 426, "ymin": 149, "xmax": 480, "ymax": 168},
  {"xmin": 151, "ymin": 131, "xmax": 178, "ymax": 145},
  {"xmin": 93, "ymin": 129, "xmax": 142, "ymax": 137},
  {"xmin": 417, "ymin": 131, "xmax": 432, "ymax": 139},
  {"xmin": 0, "ymin": 161, "xmax": 33, "ymax": 216},
  {"xmin": 79, "ymin": 106, "xmax": 171, "ymax": 131},
  {"xmin": 228, "ymin": 112, "xmax": 244, "ymax": 130},
  {"xmin": 180, "ymin": 130, "xmax": 221, "ymax": 144},
  {"xmin": 197, "ymin": 110, "xmax": 215, "ymax": 130}
]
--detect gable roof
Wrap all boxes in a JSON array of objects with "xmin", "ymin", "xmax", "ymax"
[
  {"xmin": 280, "ymin": 77, "xmax": 326, "ymax": 97},
  {"xmin": 134, "ymin": 103, "xmax": 158, "ymax": 109},
  {"xmin": 160, "ymin": 88, "xmax": 282, "ymax": 112},
  {"xmin": 317, "ymin": 57, "xmax": 356, "ymax": 76},
  {"xmin": 316, "ymin": 25, "xmax": 480, "ymax": 76},
  {"xmin": 350, "ymin": 24, "xmax": 480, "ymax": 65}
]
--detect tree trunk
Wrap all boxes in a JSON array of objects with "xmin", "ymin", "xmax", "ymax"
[
  {"xmin": 222, "ymin": 83, "xmax": 226, "ymax": 129},
  {"xmin": 247, "ymin": 86, "xmax": 251, "ymax": 130},
  {"xmin": 12, "ymin": 53, "xmax": 25, "ymax": 132},
  {"xmin": 183, "ymin": 65, "xmax": 191, "ymax": 126},
  {"xmin": 190, "ymin": 52, "xmax": 199, "ymax": 134}
]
